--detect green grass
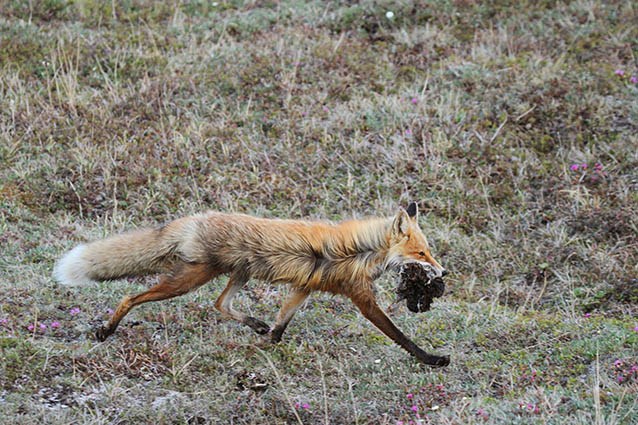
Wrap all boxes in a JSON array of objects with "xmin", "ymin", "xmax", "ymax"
[{"xmin": 1, "ymin": 0, "xmax": 637, "ymax": 423}]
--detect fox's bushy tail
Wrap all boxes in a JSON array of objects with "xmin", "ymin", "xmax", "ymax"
[{"xmin": 54, "ymin": 228, "xmax": 176, "ymax": 285}]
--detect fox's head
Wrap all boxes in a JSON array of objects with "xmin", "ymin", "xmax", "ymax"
[{"xmin": 387, "ymin": 202, "xmax": 447, "ymax": 278}]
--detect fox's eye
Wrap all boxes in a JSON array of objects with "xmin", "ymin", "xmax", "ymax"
[{"xmin": 419, "ymin": 251, "xmax": 426, "ymax": 257}]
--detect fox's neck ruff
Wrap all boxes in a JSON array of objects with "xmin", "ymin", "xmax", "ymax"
[{"xmin": 329, "ymin": 218, "xmax": 395, "ymax": 280}]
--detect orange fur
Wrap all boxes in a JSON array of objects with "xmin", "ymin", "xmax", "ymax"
[{"xmin": 55, "ymin": 203, "xmax": 449, "ymax": 366}]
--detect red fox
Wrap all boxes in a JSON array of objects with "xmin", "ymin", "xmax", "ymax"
[{"xmin": 54, "ymin": 202, "xmax": 449, "ymax": 366}]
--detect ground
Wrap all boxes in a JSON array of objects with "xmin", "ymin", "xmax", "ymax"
[{"xmin": 0, "ymin": 1, "xmax": 637, "ymax": 424}]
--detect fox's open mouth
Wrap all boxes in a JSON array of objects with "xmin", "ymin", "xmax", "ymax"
[{"xmin": 396, "ymin": 262, "xmax": 445, "ymax": 313}]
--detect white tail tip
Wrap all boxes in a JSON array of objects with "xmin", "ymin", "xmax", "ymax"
[{"xmin": 53, "ymin": 244, "xmax": 96, "ymax": 286}]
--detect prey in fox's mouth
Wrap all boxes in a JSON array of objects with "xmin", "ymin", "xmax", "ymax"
[{"xmin": 396, "ymin": 262, "xmax": 446, "ymax": 313}]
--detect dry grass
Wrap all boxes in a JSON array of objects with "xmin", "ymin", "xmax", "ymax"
[{"xmin": 1, "ymin": 0, "xmax": 637, "ymax": 424}]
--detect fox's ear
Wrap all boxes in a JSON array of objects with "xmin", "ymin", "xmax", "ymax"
[
  {"xmin": 392, "ymin": 209, "xmax": 411, "ymax": 236},
  {"xmin": 406, "ymin": 202, "xmax": 418, "ymax": 220}
]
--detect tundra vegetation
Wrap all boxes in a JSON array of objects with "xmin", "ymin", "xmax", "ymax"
[{"xmin": 0, "ymin": 1, "xmax": 636, "ymax": 424}]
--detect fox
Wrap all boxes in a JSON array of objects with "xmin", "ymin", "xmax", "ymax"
[{"xmin": 54, "ymin": 202, "xmax": 450, "ymax": 366}]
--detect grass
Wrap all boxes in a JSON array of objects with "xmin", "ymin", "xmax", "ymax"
[{"xmin": 1, "ymin": 0, "xmax": 637, "ymax": 423}]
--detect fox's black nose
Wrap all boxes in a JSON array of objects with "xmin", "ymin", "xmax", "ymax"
[{"xmin": 441, "ymin": 269, "xmax": 448, "ymax": 277}]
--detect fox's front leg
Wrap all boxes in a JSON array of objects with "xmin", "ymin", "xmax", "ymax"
[{"xmin": 350, "ymin": 289, "xmax": 449, "ymax": 367}]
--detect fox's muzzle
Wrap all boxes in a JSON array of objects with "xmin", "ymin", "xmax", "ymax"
[{"xmin": 411, "ymin": 261, "xmax": 446, "ymax": 278}]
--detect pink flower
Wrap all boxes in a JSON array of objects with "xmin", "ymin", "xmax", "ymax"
[
  {"xmin": 633, "ymin": 325, "xmax": 638, "ymax": 332},
  {"xmin": 615, "ymin": 69, "xmax": 625, "ymax": 76},
  {"xmin": 594, "ymin": 163, "xmax": 603, "ymax": 171},
  {"xmin": 107, "ymin": 308, "xmax": 114, "ymax": 315},
  {"xmin": 70, "ymin": 307, "xmax": 81, "ymax": 316},
  {"xmin": 0, "ymin": 318, "xmax": 8, "ymax": 325},
  {"xmin": 410, "ymin": 97, "xmax": 418, "ymax": 104},
  {"xmin": 51, "ymin": 321, "xmax": 61, "ymax": 329},
  {"xmin": 584, "ymin": 313, "xmax": 591, "ymax": 318},
  {"xmin": 302, "ymin": 403, "xmax": 310, "ymax": 410},
  {"xmin": 570, "ymin": 164, "xmax": 579, "ymax": 171},
  {"xmin": 581, "ymin": 163, "xmax": 588, "ymax": 169},
  {"xmin": 39, "ymin": 323, "xmax": 47, "ymax": 330},
  {"xmin": 322, "ymin": 106, "xmax": 329, "ymax": 112},
  {"xmin": 617, "ymin": 375, "xmax": 624, "ymax": 383},
  {"xmin": 524, "ymin": 403, "xmax": 540, "ymax": 414},
  {"xmin": 614, "ymin": 359, "xmax": 623, "ymax": 368},
  {"xmin": 476, "ymin": 408, "xmax": 489, "ymax": 420},
  {"xmin": 28, "ymin": 324, "xmax": 35, "ymax": 331},
  {"xmin": 411, "ymin": 405, "xmax": 418, "ymax": 412},
  {"xmin": 406, "ymin": 393, "xmax": 414, "ymax": 399},
  {"xmin": 631, "ymin": 76, "xmax": 638, "ymax": 84},
  {"xmin": 405, "ymin": 129, "xmax": 412, "ymax": 136},
  {"xmin": 397, "ymin": 422, "xmax": 404, "ymax": 425}
]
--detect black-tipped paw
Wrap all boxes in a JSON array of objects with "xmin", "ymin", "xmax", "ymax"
[
  {"xmin": 415, "ymin": 353, "xmax": 450, "ymax": 367},
  {"xmin": 245, "ymin": 317, "xmax": 271, "ymax": 335},
  {"xmin": 95, "ymin": 326, "xmax": 111, "ymax": 342},
  {"xmin": 269, "ymin": 327, "xmax": 284, "ymax": 343},
  {"xmin": 429, "ymin": 355, "xmax": 450, "ymax": 367}
]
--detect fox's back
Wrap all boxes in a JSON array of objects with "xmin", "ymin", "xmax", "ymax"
[
  {"xmin": 175, "ymin": 212, "xmax": 389, "ymax": 290},
  {"xmin": 179, "ymin": 213, "xmax": 329, "ymax": 283}
]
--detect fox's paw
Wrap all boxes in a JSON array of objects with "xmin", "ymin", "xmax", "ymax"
[
  {"xmin": 432, "ymin": 355, "xmax": 450, "ymax": 367},
  {"xmin": 95, "ymin": 326, "xmax": 112, "ymax": 342},
  {"xmin": 423, "ymin": 355, "xmax": 450, "ymax": 367},
  {"xmin": 415, "ymin": 353, "xmax": 450, "ymax": 367},
  {"xmin": 269, "ymin": 327, "xmax": 285, "ymax": 343},
  {"xmin": 244, "ymin": 317, "xmax": 271, "ymax": 335}
]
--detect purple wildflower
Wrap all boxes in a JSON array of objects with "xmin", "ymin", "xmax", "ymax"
[
  {"xmin": 411, "ymin": 405, "xmax": 418, "ymax": 413},
  {"xmin": 39, "ymin": 323, "xmax": 47, "ymax": 330},
  {"xmin": 70, "ymin": 307, "xmax": 81, "ymax": 316},
  {"xmin": 570, "ymin": 164, "xmax": 579, "ymax": 171},
  {"xmin": 631, "ymin": 76, "xmax": 638, "ymax": 84},
  {"xmin": 476, "ymin": 408, "xmax": 489, "ymax": 420},
  {"xmin": 615, "ymin": 69, "xmax": 625, "ymax": 76},
  {"xmin": 51, "ymin": 321, "xmax": 61, "ymax": 329},
  {"xmin": 410, "ymin": 97, "xmax": 418, "ymax": 104},
  {"xmin": 302, "ymin": 403, "xmax": 310, "ymax": 410},
  {"xmin": 28, "ymin": 324, "xmax": 35, "ymax": 331}
]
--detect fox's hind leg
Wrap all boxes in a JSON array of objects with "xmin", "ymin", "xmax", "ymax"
[
  {"xmin": 270, "ymin": 288, "xmax": 310, "ymax": 343},
  {"xmin": 214, "ymin": 272, "xmax": 270, "ymax": 334},
  {"xmin": 96, "ymin": 262, "xmax": 218, "ymax": 341}
]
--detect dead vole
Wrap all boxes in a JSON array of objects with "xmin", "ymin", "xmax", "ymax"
[{"xmin": 396, "ymin": 262, "xmax": 445, "ymax": 313}]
